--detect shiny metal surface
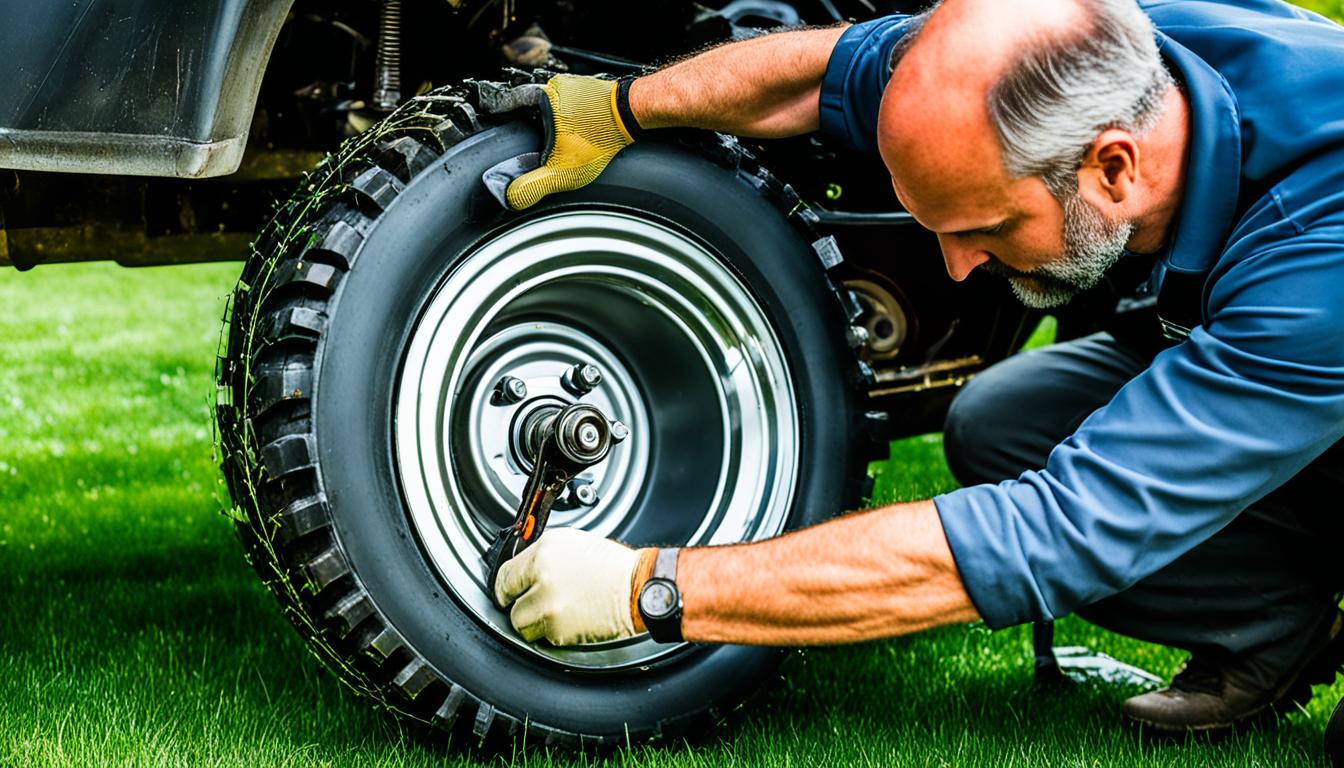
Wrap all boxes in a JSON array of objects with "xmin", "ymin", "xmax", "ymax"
[{"xmin": 394, "ymin": 211, "xmax": 799, "ymax": 669}]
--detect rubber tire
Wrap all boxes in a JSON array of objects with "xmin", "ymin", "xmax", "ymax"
[
  {"xmin": 217, "ymin": 85, "xmax": 873, "ymax": 748},
  {"xmin": 1327, "ymin": 693, "xmax": 1344, "ymax": 767}
]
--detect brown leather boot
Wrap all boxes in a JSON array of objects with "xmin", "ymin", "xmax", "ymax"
[{"xmin": 1123, "ymin": 612, "xmax": 1344, "ymax": 735}]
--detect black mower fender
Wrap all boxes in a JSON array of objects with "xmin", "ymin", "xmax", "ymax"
[{"xmin": 0, "ymin": 0, "xmax": 294, "ymax": 178}]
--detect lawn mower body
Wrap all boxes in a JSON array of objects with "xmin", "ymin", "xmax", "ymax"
[{"xmin": 0, "ymin": 0, "xmax": 293, "ymax": 178}]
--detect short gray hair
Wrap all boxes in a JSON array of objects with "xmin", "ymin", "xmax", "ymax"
[
  {"xmin": 888, "ymin": 5, "xmax": 937, "ymax": 73},
  {"xmin": 986, "ymin": 0, "xmax": 1173, "ymax": 199}
]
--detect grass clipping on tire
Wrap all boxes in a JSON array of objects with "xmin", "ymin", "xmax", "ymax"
[{"xmin": 211, "ymin": 83, "xmax": 504, "ymax": 731}]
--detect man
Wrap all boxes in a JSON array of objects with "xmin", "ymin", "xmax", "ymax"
[{"xmin": 494, "ymin": 0, "xmax": 1344, "ymax": 745}]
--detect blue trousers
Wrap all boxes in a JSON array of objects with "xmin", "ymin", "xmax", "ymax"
[{"xmin": 942, "ymin": 333, "xmax": 1344, "ymax": 688}]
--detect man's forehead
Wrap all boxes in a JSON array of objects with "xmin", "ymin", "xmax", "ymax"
[
  {"xmin": 879, "ymin": 96, "xmax": 1015, "ymax": 227},
  {"xmin": 890, "ymin": 166, "xmax": 1020, "ymax": 233},
  {"xmin": 879, "ymin": 95, "xmax": 1002, "ymax": 177}
]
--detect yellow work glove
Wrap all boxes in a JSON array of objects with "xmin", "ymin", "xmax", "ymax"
[
  {"xmin": 493, "ymin": 528, "xmax": 654, "ymax": 645},
  {"xmin": 505, "ymin": 74, "xmax": 640, "ymax": 210}
]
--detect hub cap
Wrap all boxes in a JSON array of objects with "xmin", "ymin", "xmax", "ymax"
[{"xmin": 395, "ymin": 211, "xmax": 799, "ymax": 669}]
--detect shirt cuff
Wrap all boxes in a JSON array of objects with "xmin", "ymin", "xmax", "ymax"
[
  {"xmin": 818, "ymin": 16, "xmax": 911, "ymax": 154},
  {"xmin": 934, "ymin": 486, "xmax": 1051, "ymax": 630}
]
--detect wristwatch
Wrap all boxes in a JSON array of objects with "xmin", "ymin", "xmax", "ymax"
[{"xmin": 637, "ymin": 548, "xmax": 683, "ymax": 643}]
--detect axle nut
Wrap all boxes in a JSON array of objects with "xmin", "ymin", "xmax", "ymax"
[{"xmin": 578, "ymin": 422, "xmax": 600, "ymax": 450}]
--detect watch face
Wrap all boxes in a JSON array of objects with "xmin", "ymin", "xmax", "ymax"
[{"xmin": 639, "ymin": 580, "xmax": 677, "ymax": 619}]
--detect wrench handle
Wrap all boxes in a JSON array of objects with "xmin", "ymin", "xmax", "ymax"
[
  {"xmin": 484, "ymin": 464, "xmax": 565, "ymax": 596},
  {"xmin": 482, "ymin": 401, "xmax": 625, "ymax": 597}
]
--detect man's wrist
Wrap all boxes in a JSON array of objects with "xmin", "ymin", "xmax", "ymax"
[
  {"xmin": 615, "ymin": 76, "xmax": 646, "ymax": 141},
  {"xmin": 638, "ymin": 548, "xmax": 685, "ymax": 642},
  {"xmin": 629, "ymin": 547, "xmax": 658, "ymax": 633}
]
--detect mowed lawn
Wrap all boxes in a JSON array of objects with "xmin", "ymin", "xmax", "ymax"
[{"xmin": 0, "ymin": 261, "xmax": 1339, "ymax": 768}]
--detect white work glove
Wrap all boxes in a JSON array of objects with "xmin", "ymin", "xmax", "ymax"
[{"xmin": 493, "ymin": 527, "xmax": 651, "ymax": 646}]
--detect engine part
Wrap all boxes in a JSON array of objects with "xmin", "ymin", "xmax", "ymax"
[
  {"xmin": 373, "ymin": 0, "xmax": 403, "ymax": 110},
  {"xmin": 562, "ymin": 362, "xmax": 603, "ymax": 396},
  {"xmin": 720, "ymin": 0, "xmax": 803, "ymax": 26},
  {"xmin": 491, "ymin": 375, "xmax": 528, "ymax": 405},
  {"xmin": 846, "ymin": 278, "xmax": 909, "ymax": 361},
  {"xmin": 501, "ymin": 24, "xmax": 563, "ymax": 69}
]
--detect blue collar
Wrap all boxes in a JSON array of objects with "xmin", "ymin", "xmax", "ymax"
[{"xmin": 1153, "ymin": 32, "xmax": 1242, "ymax": 276}]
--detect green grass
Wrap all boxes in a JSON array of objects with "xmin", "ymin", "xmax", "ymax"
[
  {"xmin": 1298, "ymin": 0, "xmax": 1344, "ymax": 20},
  {"xmin": 2, "ymin": 263, "xmax": 1340, "ymax": 767},
  {"xmin": 8, "ymin": 2, "xmax": 1344, "ymax": 762}
]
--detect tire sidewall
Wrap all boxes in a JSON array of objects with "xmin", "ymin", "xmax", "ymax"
[{"xmin": 313, "ymin": 124, "xmax": 863, "ymax": 735}]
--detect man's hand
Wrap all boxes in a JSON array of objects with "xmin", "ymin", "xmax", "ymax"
[
  {"xmin": 493, "ymin": 528, "xmax": 653, "ymax": 645},
  {"xmin": 505, "ymin": 75, "xmax": 637, "ymax": 210},
  {"xmin": 505, "ymin": 27, "xmax": 846, "ymax": 209}
]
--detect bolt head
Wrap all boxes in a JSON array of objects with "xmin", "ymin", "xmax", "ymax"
[
  {"xmin": 563, "ymin": 362, "xmax": 603, "ymax": 396},
  {"xmin": 845, "ymin": 325, "xmax": 870, "ymax": 349},
  {"xmin": 508, "ymin": 377, "xmax": 527, "ymax": 400},
  {"xmin": 574, "ymin": 485, "xmax": 598, "ymax": 506},
  {"xmin": 492, "ymin": 375, "xmax": 527, "ymax": 405},
  {"xmin": 609, "ymin": 420, "xmax": 629, "ymax": 442}
]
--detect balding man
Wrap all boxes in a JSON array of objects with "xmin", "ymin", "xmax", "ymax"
[{"xmin": 493, "ymin": 0, "xmax": 1344, "ymax": 743}]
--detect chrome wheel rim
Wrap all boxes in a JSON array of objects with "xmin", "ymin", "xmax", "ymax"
[{"xmin": 395, "ymin": 211, "xmax": 799, "ymax": 669}]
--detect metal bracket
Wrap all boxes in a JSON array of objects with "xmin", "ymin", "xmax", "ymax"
[
  {"xmin": 811, "ymin": 235, "xmax": 844, "ymax": 270},
  {"xmin": 1052, "ymin": 646, "xmax": 1164, "ymax": 688}
]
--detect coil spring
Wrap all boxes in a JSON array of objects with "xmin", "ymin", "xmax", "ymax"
[{"xmin": 373, "ymin": 0, "xmax": 402, "ymax": 110}]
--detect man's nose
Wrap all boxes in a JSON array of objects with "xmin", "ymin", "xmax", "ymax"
[{"xmin": 937, "ymin": 236, "xmax": 992, "ymax": 282}]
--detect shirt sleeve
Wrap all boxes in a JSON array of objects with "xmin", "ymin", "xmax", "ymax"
[
  {"xmin": 934, "ymin": 215, "xmax": 1344, "ymax": 629},
  {"xmin": 818, "ymin": 15, "xmax": 913, "ymax": 155}
]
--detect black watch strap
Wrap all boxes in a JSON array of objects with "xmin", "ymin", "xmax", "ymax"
[{"xmin": 615, "ymin": 76, "xmax": 646, "ymax": 141}]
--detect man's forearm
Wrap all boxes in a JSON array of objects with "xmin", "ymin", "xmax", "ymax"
[
  {"xmin": 678, "ymin": 500, "xmax": 980, "ymax": 645},
  {"xmin": 629, "ymin": 25, "xmax": 849, "ymax": 138}
]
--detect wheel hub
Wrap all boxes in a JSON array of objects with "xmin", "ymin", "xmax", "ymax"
[
  {"xmin": 466, "ymin": 328, "xmax": 648, "ymax": 530},
  {"xmin": 394, "ymin": 211, "xmax": 800, "ymax": 669}
]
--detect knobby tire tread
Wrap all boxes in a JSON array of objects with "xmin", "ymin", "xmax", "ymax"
[{"xmin": 215, "ymin": 71, "xmax": 880, "ymax": 751}]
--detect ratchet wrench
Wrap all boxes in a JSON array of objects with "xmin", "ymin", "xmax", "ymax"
[{"xmin": 484, "ymin": 402, "xmax": 628, "ymax": 595}]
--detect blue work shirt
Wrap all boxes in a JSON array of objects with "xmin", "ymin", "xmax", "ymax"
[{"xmin": 819, "ymin": 1, "xmax": 1344, "ymax": 629}]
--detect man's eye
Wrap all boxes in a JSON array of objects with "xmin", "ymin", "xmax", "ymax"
[{"xmin": 949, "ymin": 222, "xmax": 1008, "ymax": 239}]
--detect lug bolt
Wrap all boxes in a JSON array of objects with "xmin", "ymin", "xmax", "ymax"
[
  {"xmin": 491, "ymin": 375, "xmax": 528, "ymax": 406},
  {"xmin": 571, "ymin": 482, "xmax": 598, "ymax": 507},
  {"xmin": 563, "ymin": 363, "xmax": 603, "ymax": 396},
  {"xmin": 610, "ymin": 420, "xmax": 629, "ymax": 443}
]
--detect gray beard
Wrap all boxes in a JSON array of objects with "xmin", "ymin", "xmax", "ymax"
[{"xmin": 982, "ymin": 191, "xmax": 1134, "ymax": 309}]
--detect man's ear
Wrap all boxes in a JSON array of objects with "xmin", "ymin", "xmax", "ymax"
[{"xmin": 1079, "ymin": 129, "xmax": 1139, "ymax": 205}]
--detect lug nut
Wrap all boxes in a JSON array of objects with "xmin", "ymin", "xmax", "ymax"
[
  {"xmin": 562, "ymin": 362, "xmax": 603, "ymax": 396},
  {"xmin": 577, "ymin": 364, "xmax": 602, "ymax": 390},
  {"xmin": 571, "ymin": 482, "xmax": 598, "ymax": 507},
  {"xmin": 610, "ymin": 420, "xmax": 629, "ymax": 443},
  {"xmin": 491, "ymin": 375, "xmax": 528, "ymax": 406}
]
